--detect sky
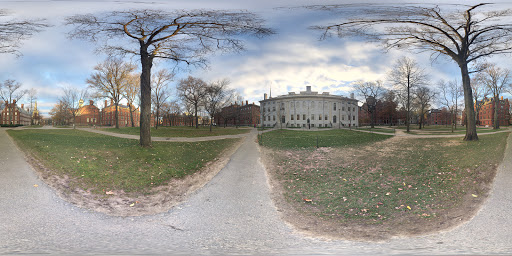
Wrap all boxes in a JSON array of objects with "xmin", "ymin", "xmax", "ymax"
[{"xmin": 1, "ymin": 0, "xmax": 512, "ymax": 117}]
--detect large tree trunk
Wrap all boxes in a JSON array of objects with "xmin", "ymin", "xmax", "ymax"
[
  {"xmin": 460, "ymin": 63, "xmax": 478, "ymax": 141},
  {"xmin": 140, "ymin": 46, "xmax": 153, "ymax": 147}
]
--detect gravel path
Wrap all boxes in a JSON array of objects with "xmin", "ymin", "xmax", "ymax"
[{"xmin": 1, "ymin": 128, "xmax": 512, "ymax": 254}]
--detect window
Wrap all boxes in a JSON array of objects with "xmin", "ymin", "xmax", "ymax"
[
  {"xmin": 319, "ymin": 124, "xmax": 322, "ymax": 127},
  {"xmin": 325, "ymin": 115, "xmax": 328, "ymax": 120},
  {"xmin": 87, "ymin": 118, "xmax": 90, "ymax": 123},
  {"xmin": 342, "ymin": 115, "xmax": 345, "ymax": 120},
  {"xmin": 333, "ymin": 115, "xmax": 337, "ymax": 123},
  {"xmin": 311, "ymin": 124, "xmax": 315, "ymax": 127},
  {"xmin": 319, "ymin": 114, "xmax": 322, "ymax": 120},
  {"xmin": 342, "ymin": 107, "xmax": 345, "ymax": 111},
  {"xmin": 291, "ymin": 115, "xmax": 294, "ymax": 120},
  {"xmin": 297, "ymin": 114, "xmax": 300, "ymax": 120},
  {"xmin": 353, "ymin": 115, "xmax": 355, "ymax": 120},
  {"xmin": 334, "ymin": 103, "xmax": 337, "ymax": 111},
  {"xmin": 273, "ymin": 115, "xmax": 275, "ymax": 121},
  {"xmin": 303, "ymin": 114, "xmax": 306, "ymax": 120},
  {"xmin": 281, "ymin": 116, "xmax": 285, "ymax": 123},
  {"xmin": 311, "ymin": 114, "xmax": 315, "ymax": 120}
]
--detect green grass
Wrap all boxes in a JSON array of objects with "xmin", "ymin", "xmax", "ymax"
[
  {"xmin": 267, "ymin": 132, "xmax": 509, "ymax": 225},
  {"xmin": 102, "ymin": 126, "xmax": 251, "ymax": 138},
  {"xmin": 8, "ymin": 129, "xmax": 238, "ymax": 194},
  {"xmin": 259, "ymin": 129, "xmax": 391, "ymax": 149}
]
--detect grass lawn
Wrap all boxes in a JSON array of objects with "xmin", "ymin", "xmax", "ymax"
[
  {"xmin": 259, "ymin": 129, "xmax": 392, "ymax": 149},
  {"xmin": 102, "ymin": 126, "xmax": 251, "ymax": 137},
  {"xmin": 263, "ymin": 131, "xmax": 509, "ymax": 237},
  {"xmin": 8, "ymin": 129, "xmax": 239, "ymax": 195}
]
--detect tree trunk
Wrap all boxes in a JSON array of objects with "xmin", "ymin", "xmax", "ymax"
[
  {"xmin": 406, "ymin": 74, "xmax": 410, "ymax": 133},
  {"xmin": 114, "ymin": 101, "xmax": 119, "ymax": 129},
  {"xmin": 129, "ymin": 103, "xmax": 135, "ymax": 127},
  {"xmin": 155, "ymin": 108, "xmax": 159, "ymax": 130},
  {"xmin": 460, "ymin": 63, "xmax": 478, "ymax": 141},
  {"xmin": 194, "ymin": 104, "xmax": 199, "ymax": 129},
  {"xmin": 139, "ymin": 46, "xmax": 153, "ymax": 147},
  {"xmin": 494, "ymin": 95, "xmax": 499, "ymax": 129}
]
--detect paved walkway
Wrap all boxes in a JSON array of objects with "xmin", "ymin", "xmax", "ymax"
[
  {"xmin": 77, "ymin": 127, "xmax": 251, "ymax": 142},
  {"xmin": 1, "ymin": 128, "xmax": 512, "ymax": 254}
]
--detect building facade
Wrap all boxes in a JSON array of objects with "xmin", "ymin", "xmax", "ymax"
[
  {"xmin": 216, "ymin": 101, "xmax": 260, "ymax": 127},
  {"xmin": 101, "ymin": 99, "xmax": 141, "ymax": 127},
  {"xmin": 75, "ymin": 100, "xmax": 101, "ymax": 126},
  {"xmin": 259, "ymin": 86, "xmax": 358, "ymax": 128},
  {"xmin": 1, "ymin": 100, "xmax": 31, "ymax": 125},
  {"xmin": 478, "ymin": 97, "xmax": 510, "ymax": 126}
]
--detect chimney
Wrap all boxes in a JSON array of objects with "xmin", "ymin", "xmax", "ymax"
[
  {"xmin": 501, "ymin": 96, "xmax": 504, "ymax": 100},
  {"xmin": 21, "ymin": 104, "xmax": 24, "ymax": 109},
  {"xmin": 264, "ymin": 93, "xmax": 268, "ymax": 100},
  {"xmin": 90, "ymin": 100, "xmax": 94, "ymax": 106},
  {"xmin": 306, "ymin": 86, "xmax": 311, "ymax": 92},
  {"xmin": 246, "ymin": 100, "xmax": 248, "ymax": 105},
  {"xmin": 105, "ymin": 100, "xmax": 108, "ymax": 107},
  {"xmin": 13, "ymin": 99, "xmax": 16, "ymax": 105},
  {"xmin": 110, "ymin": 99, "xmax": 113, "ymax": 106},
  {"xmin": 350, "ymin": 93, "xmax": 355, "ymax": 99}
]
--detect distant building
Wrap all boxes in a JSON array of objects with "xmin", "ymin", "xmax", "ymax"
[
  {"xmin": 216, "ymin": 100, "xmax": 260, "ymax": 127},
  {"xmin": 478, "ymin": 97, "xmax": 510, "ymax": 126},
  {"xmin": 75, "ymin": 100, "xmax": 101, "ymax": 126},
  {"xmin": 101, "ymin": 99, "xmax": 140, "ymax": 127},
  {"xmin": 427, "ymin": 108, "xmax": 451, "ymax": 126},
  {"xmin": 1, "ymin": 100, "xmax": 31, "ymax": 125},
  {"xmin": 259, "ymin": 86, "xmax": 358, "ymax": 128},
  {"xmin": 32, "ymin": 101, "xmax": 42, "ymax": 125}
]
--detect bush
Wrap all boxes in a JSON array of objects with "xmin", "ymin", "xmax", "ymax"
[{"xmin": 0, "ymin": 124, "xmax": 23, "ymax": 127}]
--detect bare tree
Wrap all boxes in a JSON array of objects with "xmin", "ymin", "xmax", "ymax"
[
  {"xmin": 388, "ymin": 57, "xmax": 427, "ymax": 132},
  {"xmin": 27, "ymin": 88, "xmax": 37, "ymax": 125},
  {"xmin": 66, "ymin": 9, "xmax": 273, "ymax": 147},
  {"xmin": 122, "ymin": 73, "xmax": 140, "ymax": 127},
  {"xmin": 414, "ymin": 86, "xmax": 436, "ymax": 129},
  {"xmin": 177, "ymin": 76, "xmax": 208, "ymax": 129},
  {"xmin": 313, "ymin": 3, "xmax": 512, "ymax": 140},
  {"xmin": 86, "ymin": 58, "xmax": 136, "ymax": 129},
  {"xmin": 151, "ymin": 69, "xmax": 174, "ymax": 129},
  {"xmin": 0, "ymin": 10, "xmax": 48, "ymax": 56},
  {"xmin": 438, "ymin": 79, "xmax": 463, "ymax": 132},
  {"xmin": 478, "ymin": 64, "xmax": 511, "ymax": 129},
  {"xmin": 60, "ymin": 86, "xmax": 88, "ymax": 127},
  {"xmin": 0, "ymin": 79, "xmax": 28, "ymax": 125},
  {"xmin": 204, "ymin": 78, "xmax": 233, "ymax": 132},
  {"xmin": 353, "ymin": 80, "xmax": 384, "ymax": 128},
  {"xmin": 49, "ymin": 100, "xmax": 71, "ymax": 126},
  {"xmin": 471, "ymin": 76, "xmax": 490, "ymax": 126}
]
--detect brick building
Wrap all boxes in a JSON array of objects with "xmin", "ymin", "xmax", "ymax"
[
  {"xmin": 478, "ymin": 97, "xmax": 510, "ymax": 127},
  {"xmin": 75, "ymin": 100, "xmax": 101, "ymax": 126},
  {"xmin": 427, "ymin": 108, "xmax": 452, "ymax": 126},
  {"xmin": 216, "ymin": 101, "xmax": 260, "ymax": 127},
  {"xmin": 1, "ymin": 100, "xmax": 31, "ymax": 125},
  {"xmin": 101, "ymin": 99, "xmax": 141, "ymax": 127}
]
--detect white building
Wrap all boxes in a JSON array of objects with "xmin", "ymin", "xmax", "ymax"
[{"xmin": 259, "ymin": 86, "xmax": 358, "ymax": 128}]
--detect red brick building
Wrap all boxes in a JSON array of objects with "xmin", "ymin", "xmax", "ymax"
[
  {"xmin": 1, "ymin": 100, "xmax": 31, "ymax": 125},
  {"xmin": 427, "ymin": 108, "xmax": 452, "ymax": 126},
  {"xmin": 75, "ymin": 100, "xmax": 101, "ymax": 126},
  {"xmin": 478, "ymin": 97, "xmax": 510, "ymax": 127},
  {"xmin": 101, "ymin": 99, "xmax": 141, "ymax": 127},
  {"xmin": 215, "ymin": 101, "xmax": 260, "ymax": 127},
  {"xmin": 161, "ymin": 113, "xmax": 194, "ymax": 127}
]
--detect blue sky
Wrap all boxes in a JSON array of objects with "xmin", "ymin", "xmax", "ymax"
[{"xmin": 1, "ymin": 0, "xmax": 512, "ymax": 116}]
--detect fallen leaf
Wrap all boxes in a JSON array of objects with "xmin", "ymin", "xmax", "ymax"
[
  {"xmin": 130, "ymin": 203, "xmax": 135, "ymax": 207},
  {"xmin": 407, "ymin": 206, "xmax": 412, "ymax": 210},
  {"xmin": 303, "ymin": 198, "xmax": 312, "ymax": 202},
  {"xmin": 106, "ymin": 191, "xmax": 115, "ymax": 195},
  {"xmin": 33, "ymin": 184, "xmax": 38, "ymax": 187},
  {"xmin": 472, "ymin": 194, "xmax": 478, "ymax": 198},
  {"xmin": 398, "ymin": 188, "xmax": 403, "ymax": 191}
]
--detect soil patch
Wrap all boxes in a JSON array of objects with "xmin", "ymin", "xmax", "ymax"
[
  {"xmin": 19, "ymin": 137, "xmax": 245, "ymax": 216},
  {"xmin": 260, "ymin": 135, "xmax": 504, "ymax": 241}
]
